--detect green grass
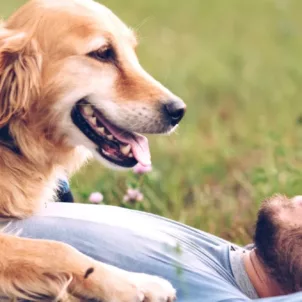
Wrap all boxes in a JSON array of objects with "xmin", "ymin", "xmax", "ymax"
[{"xmin": 2, "ymin": 0, "xmax": 302, "ymax": 244}]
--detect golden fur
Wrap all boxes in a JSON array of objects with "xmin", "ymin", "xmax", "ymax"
[{"xmin": 0, "ymin": 0, "xmax": 184, "ymax": 300}]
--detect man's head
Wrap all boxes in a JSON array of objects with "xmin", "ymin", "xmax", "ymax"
[{"xmin": 254, "ymin": 194, "xmax": 302, "ymax": 294}]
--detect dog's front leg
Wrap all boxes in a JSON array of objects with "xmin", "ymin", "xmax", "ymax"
[{"xmin": 0, "ymin": 234, "xmax": 176, "ymax": 301}]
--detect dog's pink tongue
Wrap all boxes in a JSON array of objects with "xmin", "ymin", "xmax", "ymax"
[
  {"xmin": 117, "ymin": 133, "xmax": 151, "ymax": 167},
  {"xmin": 98, "ymin": 117, "xmax": 151, "ymax": 166},
  {"xmin": 128, "ymin": 135, "xmax": 151, "ymax": 167}
]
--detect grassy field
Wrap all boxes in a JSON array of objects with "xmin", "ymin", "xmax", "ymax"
[{"xmin": 2, "ymin": 0, "xmax": 302, "ymax": 244}]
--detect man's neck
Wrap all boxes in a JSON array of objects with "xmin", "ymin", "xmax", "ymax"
[{"xmin": 243, "ymin": 249, "xmax": 284, "ymax": 298}]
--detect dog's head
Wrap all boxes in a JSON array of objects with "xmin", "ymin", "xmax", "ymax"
[{"xmin": 0, "ymin": 0, "xmax": 186, "ymax": 169}]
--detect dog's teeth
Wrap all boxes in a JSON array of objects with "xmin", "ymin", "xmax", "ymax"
[
  {"xmin": 98, "ymin": 127, "xmax": 105, "ymax": 135},
  {"xmin": 89, "ymin": 117, "xmax": 97, "ymax": 125},
  {"xmin": 83, "ymin": 105, "xmax": 93, "ymax": 116},
  {"xmin": 121, "ymin": 144, "xmax": 131, "ymax": 155},
  {"xmin": 107, "ymin": 135, "xmax": 114, "ymax": 140}
]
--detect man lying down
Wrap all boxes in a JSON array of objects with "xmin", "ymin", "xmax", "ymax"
[{"xmin": 1, "ymin": 194, "xmax": 302, "ymax": 301}]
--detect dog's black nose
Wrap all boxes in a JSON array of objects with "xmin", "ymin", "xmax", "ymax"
[{"xmin": 165, "ymin": 99, "xmax": 186, "ymax": 126}]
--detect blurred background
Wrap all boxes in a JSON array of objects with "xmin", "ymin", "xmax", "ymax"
[{"xmin": 3, "ymin": 0, "xmax": 302, "ymax": 244}]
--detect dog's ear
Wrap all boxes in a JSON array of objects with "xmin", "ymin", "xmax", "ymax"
[{"xmin": 0, "ymin": 28, "xmax": 42, "ymax": 127}]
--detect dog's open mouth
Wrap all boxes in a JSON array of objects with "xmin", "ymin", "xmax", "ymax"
[{"xmin": 71, "ymin": 100, "xmax": 151, "ymax": 168}]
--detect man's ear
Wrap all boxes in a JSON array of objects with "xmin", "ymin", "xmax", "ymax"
[{"xmin": 0, "ymin": 28, "xmax": 42, "ymax": 127}]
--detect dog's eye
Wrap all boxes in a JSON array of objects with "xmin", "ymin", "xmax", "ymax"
[{"xmin": 88, "ymin": 48, "xmax": 116, "ymax": 62}]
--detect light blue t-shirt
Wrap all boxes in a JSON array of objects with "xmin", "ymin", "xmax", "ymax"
[{"xmin": 2, "ymin": 203, "xmax": 302, "ymax": 302}]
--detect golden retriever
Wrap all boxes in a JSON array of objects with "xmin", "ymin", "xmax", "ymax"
[{"xmin": 0, "ymin": 0, "xmax": 186, "ymax": 301}]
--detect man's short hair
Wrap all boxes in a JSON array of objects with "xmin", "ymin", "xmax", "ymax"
[{"xmin": 254, "ymin": 194, "xmax": 302, "ymax": 294}]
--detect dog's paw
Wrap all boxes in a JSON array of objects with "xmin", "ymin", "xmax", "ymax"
[
  {"xmin": 89, "ymin": 263, "xmax": 176, "ymax": 302},
  {"xmin": 130, "ymin": 273, "xmax": 176, "ymax": 302}
]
